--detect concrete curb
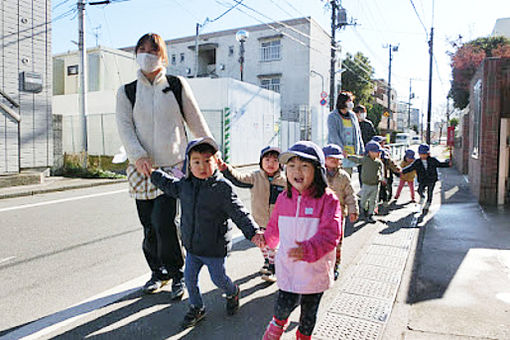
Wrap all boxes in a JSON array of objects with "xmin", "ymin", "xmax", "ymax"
[{"xmin": 0, "ymin": 179, "xmax": 127, "ymax": 200}]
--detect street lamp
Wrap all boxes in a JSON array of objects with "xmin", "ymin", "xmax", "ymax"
[{"xmin": 236, "ymin": 30, "xmax": 249, "ymax": 81}]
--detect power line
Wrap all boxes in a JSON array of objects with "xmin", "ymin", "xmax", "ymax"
[
  {"xmin": 207, "ymin": 0, "xmax": 245, "ymax": 23},
  {"xmin": 409, "ymin": 0, "xmax": 428, "ymax": 37}
]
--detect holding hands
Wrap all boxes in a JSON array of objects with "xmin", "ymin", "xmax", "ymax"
[
  {"xmin": 251, "ymin": 232, "xmax": 266, "ymax": 248},
  {"xmin": 135, "ymin": 157, "xmax": 153, "ymax": 177},
  {"xmin": 216, "ymin": 157, "xmax": 228, "ymax": 171}
]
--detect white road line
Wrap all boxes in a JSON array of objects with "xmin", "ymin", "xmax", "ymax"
[
  {"xmin": 1, "ymin": 235, "xmax": 248, "ymax": 339},
  {"xmin": 0, "ymin": 189, "xmax": 128, "ymax": 213},
  {"xmin": 0, "ymin": 256, "xmax": 16, "ymax": 265}
]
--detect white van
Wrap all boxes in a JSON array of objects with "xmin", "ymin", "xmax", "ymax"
[
  {"xmin": 395, "ymin": 133, "xmax": 411, "ymax": 146},
  {"xmin": 412, "ymin": 135, "xmax": 421, "ymax": 144}
]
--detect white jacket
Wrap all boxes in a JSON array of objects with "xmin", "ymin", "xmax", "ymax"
[{"xmin": 116, "ymin": 68, "xmax": 212, "ymax": 167}]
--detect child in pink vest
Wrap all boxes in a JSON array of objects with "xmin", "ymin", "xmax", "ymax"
[{"xmin": 262, "ymin": 141, "xmax": 342, "ymax": 340}]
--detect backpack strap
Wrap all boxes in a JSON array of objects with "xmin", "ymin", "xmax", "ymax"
[
  {"xmin": 124, "ymin": 80, "xmax": 137, "ymax": 109},
  {"xmin": 164, "ymin": 75, "xmax": 184, "ymax": 119},
  {"xmin": 123, "ymin": 75, "xmax": 184, "ymax": 120}
]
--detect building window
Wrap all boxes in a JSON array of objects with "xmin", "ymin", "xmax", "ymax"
[
  {"xmin": 228, "ymin": 46, "xmax": 234, "ymax": 56},
  {"xmin": 472, "ymin": 79, "xmax": 482, "ymax": 158},
  {"xmin": 260, "ymin": 77, "xmax": 281, "ymax": 93},
  {"xmin": 180, "ymin": 53, "xmax": 185, "ymax": 63},
  {"xmin": 260, "ymin": 39, "xmax": 281, "ymax": 61},
  {"xmin": 171, "ymin": 54, "xmax": 176, "ymax": 65},
  {"xmin": 67, "ymin": 65, "xmax": 79, "ymax": 75}
]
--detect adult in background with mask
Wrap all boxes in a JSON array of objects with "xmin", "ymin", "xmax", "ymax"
[
  {"xmin": 354, "ymin": 105, "xmax": 377, "ymax": 187},
  {"xmin": 116, "ymin": 33, "xmax": 212, "ymax": 297},
  {"xmin": 327, "ymin": 91, "xmax": 364, "ymax": 177}
]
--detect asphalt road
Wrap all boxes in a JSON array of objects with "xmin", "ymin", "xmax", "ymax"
[{"xmin": 0, "ymin": 168, "xmax": 385, "ymax": 339}]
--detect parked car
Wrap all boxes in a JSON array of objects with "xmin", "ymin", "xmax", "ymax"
[
  {"xmin": 395, "ymin": 133, "xmax": 411, "ymax": 146},
  {"xmin": 411, "ymin": 135, "xmax": 421, "ymax": 145}
]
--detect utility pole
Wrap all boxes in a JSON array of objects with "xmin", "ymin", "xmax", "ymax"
[
  {"xmin": 194, "ymin": 23, "xmax": 200, "ymax": 77},
  {"xmin": 78, "ymin": 0, "xmax": 88, "ymax": 168},
  {"xmin": 446, "ymin": 96, "xmax": 450, "ymax": 126},
  {"xmin": 329, "ymin": 0, "xmax": 337, "ymax": 112},
  {"xmin": 408, "ymin": 78, "xmax": 414, "ymax": 129},
  {"xmin": 426, "ymin": 27, "xmax": 434, "ymax": 144},
  {"xmin": 385, "ymin": 44, "xmax": 398, "ymax": 131}
]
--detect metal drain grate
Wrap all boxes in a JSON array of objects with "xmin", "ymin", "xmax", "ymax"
[
  {"xmin": 361, "ymin": 254, "xmax": 407, "ymax": 270},
  {"xmin": 367, "ymin": 244, "xmax": 409, "ymax": 258},
  {"xmin": 313, "ymin": 312, "xmax": 382, "ymax": 340},
  {"xmin": 352, "ymin": 264, "xmax": 402, "ymax": 284},
  {"xmin": 328, "ymin": 293, "xmax": 391, "ymax": 322},
  {"xmin": 341, "ymin": 277, "xmax": 397, "ymax": 300}
]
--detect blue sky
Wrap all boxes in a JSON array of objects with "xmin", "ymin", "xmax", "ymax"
[{"xmin": 52, "ymin": 0, "xmax": 510, "ymax": 123}]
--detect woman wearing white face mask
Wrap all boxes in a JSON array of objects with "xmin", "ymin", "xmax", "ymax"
[
  {"xmin": 327, "ymin": 91, "xmax": 364, "ymax": 176},
  {"xmin": 116, "ymin": 33, "xmax": 212, "ymax": 297}
]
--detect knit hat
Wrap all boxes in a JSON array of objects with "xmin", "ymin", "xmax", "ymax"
[
  {"xmin": 279, "ymin": 141, "xmax": 328, "ymax": 184},
  {"xmin": 405, "ymin": 149, "xmax": 415, "ymax": 160},
  {"xmin": 372, "ymin": 135, "xmax": 385, "ymax": 143},
  {"xmin": 322, "ymin": 144, "xmax": 344, "ymax": 159},
  {"xmin": 365, "ymin": 141, "xmax": 383, "ymax": 153},
  {"xmin": 418, "ymin": 143, "xmax": 430, "ymax": 154},
  {"xmin": 183, "ymin": 137, "xmax": 219, "ymax": 178}
]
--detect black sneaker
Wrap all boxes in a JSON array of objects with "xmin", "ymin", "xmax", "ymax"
[
  {"xmin": 170, "ymin": 277, "xmax": 185, "ymax": 300},
  {"xmin": 260, "ymin": 259, "xmax": 270, "ymax": 275},
  {"xmin": 261, "ymin": 264, "xmax": 276, "ymax": 283},
  {"xmin": 366, "ymin": 214, "xmax": 376, "ymax": 223},
  {"xmin": 226, "ymin": 285, "xmax": 240, "ymax": 315},
  {"xmin": 181, "ymin": 305, "xmax": 206, "ymax": 329},
  {"xmin": 334, "ymin": 264, "xmax": 340, "ymax": 281},
  {"xmin": 142, "ymin": 276, "xmax": 169, "ymax": 294}
]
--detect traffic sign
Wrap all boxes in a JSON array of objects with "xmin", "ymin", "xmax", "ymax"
[
  {"xmin": 320, "ymin": 91, "xmax": 328, "ymax": 99},
  {"xmin": 320, "ymin": 98, "xmax": 327, "ymax": 106}
]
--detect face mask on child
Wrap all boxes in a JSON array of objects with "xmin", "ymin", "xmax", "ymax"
[
  {"xmin": 136, "ymin": 53, "xmax": 162, "ymax": 73},
  {"xmin": 346, "ymin": 102, "xmax": 354, "ymax": 110}
]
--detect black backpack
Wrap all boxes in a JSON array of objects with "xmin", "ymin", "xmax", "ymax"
[{"xmin": 124, "ymin": 74, "xmax": 184, "ymax": 118}]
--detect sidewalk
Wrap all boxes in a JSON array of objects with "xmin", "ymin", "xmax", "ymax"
[
  {"xmin": 0, "ymin": 176, "xmax": 127, "ymax": 200},
  {"xmin": 387, "ymin": 167, "xmax": 510, "ymax": 340}
]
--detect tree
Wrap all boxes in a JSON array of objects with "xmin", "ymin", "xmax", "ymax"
[
  {"xmin": 449, "ymin": 117, "xmax": 459, "ymax": 128},
  {"xmin": 368, "ymin": 103, "xmax": 385, "ymax": 133},
  {"xmin": 341, "ymin": 52, "xmax": 375, "ymax": 108},
  {"xmin": 449, "ymin": 36, "xmax": 510, "ymax": 109}
]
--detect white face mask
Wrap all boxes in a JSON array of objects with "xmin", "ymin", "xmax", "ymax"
[
  {"xmin": 346, "ymin": 102, "xmax": 354, "ymax": 110},
  {"xmin": 136, "ymin": 53, "xmax": 162, "ymax": 73},
  {"xmin": 360, "ymin": 113, "xmax": 367, "ymax": 120}
]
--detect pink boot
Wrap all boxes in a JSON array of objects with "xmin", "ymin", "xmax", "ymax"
[
  {"xmin": 296, "ymin": 329, "xmax": 311, "ymax": 340},
  {"xmin": 262, "ymin": 317, "xmax": 287, "ymax": 340}
]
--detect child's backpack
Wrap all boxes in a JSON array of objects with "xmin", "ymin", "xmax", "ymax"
[{"xmin": 124, "ymin": 75, "xmax": 184, "ymax": 118}]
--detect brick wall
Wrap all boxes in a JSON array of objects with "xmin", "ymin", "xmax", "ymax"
[
  {"xmin": 468, "ymin": 57, "xmax": 510, "ymax": 205},
  {"xmin": 0, "ymin": 0, "xmax": 52, "ymax": 174}
]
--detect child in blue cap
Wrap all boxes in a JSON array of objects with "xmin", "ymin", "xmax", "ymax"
[
  {"xmin": 347, "ymin": 141, "xmax": 385, "ymax": 223},
  {"xmin": 402, "ymin": 143, "xmax": 451, "ymax": 214},
  {"xmin": 395, "ymin": 149, "xmax": 417, "ymax": 202}
]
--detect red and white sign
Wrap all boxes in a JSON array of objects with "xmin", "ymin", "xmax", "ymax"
[
  {"xmin": 320, "ymin": 91, "xmax": 328, "ymax": 99},
  {"xmin": 447, "ymin": 126, "xmax": 455, "ymax": 147}
]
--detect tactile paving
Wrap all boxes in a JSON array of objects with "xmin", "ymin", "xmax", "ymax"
[
  {"xmin": 367, "ymin": 244, "xmax": 409, "ymax": 258},
  {"xmin": 328, "ymin": 293, "xmax": 391, "ymax": 322},
  {"xmin": 313, "ymin": 312, "xmax": 382, "ymax": 340},
  {"xmin": 352, "ymin": 264, "xmax": 402, "ymax": 284},
  {"xmin": 372, "ymin": 233, "xmax": 413, "ymax": 249},
  {"xmin": 341, "ymin": 277, "xmax": 398, "ymax": 300},
  {"xmin": 360, "ymin": 254, "xmax": 407, "ymax": 270}
]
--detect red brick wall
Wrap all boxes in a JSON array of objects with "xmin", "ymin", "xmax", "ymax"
[
  {"xmin": 453, "ymin": 113, "xmax": 470, "ymax": 174},
  {"xmin": 468, "ymin": 58, "xmax": 510, "ymax": 205}
]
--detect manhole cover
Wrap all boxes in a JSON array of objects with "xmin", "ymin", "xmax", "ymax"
[
  {"xmin": 341, "ymin": 277, "xmax": 397, "ymax": 300},
  {"xmin": 313, "ymin": 312, "xmax": 382, "ymax": 340},
  {"xmin": 328, "ymin": 293, "xmax": 391, "ymax": 322}
]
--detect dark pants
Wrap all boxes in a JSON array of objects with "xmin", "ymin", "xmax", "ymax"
[
  {"xmin": 358, "ymin": 165, "xmax": 363, "ymax": 188},
  {"xmin": 136, "ymin": 194, "xmax": 184, "ymax": 280},
  {"xmin": 274, "ymin": 290, "xmax": 323, "ymax": 336},
  {"xmin": 418, "ymin": 181, "xmax": 436, "ymax": 205},
  {"xmin": 184, "ymin": 252, "xmax": 237, "ymax": 308}
]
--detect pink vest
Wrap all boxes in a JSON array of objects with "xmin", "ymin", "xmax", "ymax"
[{"xmin": 265, "ymin": 187, "xmax": 342, "ymax": 294}]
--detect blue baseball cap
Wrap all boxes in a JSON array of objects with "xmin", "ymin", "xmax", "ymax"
[
  {"xmin": 418, "ymin": 144, "xmax": 430, "ymax": 154},
  {"xmin": 322, "ymin": 144, "xmax": 344, "ymax": 159},
  {"xmin": 260, "ymin": 146, "xmax": 281, "ymax": 159},
  {"xmin": 183, "ymin": 137, "xmax": 219, "ymax": 178},
  {"xmin": 372, "ymin": 135, "xmax": 385, "ymax": 143},
  {"xmin": 365, "ymin": 141, "xmax": 383, "ymax": 153},
  {"xmin": 405, "ymin": 149, "xmax": 415, "ymax": 159},
  {"xmin": 279, "ymin": 141, "xmax": 328, "ymax": 184}
]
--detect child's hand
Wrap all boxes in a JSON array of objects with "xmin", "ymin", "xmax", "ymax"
[
  {"xmin": 349, "ymin": 213, "xmax": 358, "ymax": 223},
  {"xmin": 288, "ymin": 241, "xmax": 305, "ymax": 262},
  {"xmin": 216, "ymin": 157, "xmax": 228, "ymax": 171},
  {"xmin": 251, "ymin": 233, "xmax": 266, "ymax": 248},
  {"xmin": 381, "ymin": 180, "xmax": 387, "ymax": 186}
]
